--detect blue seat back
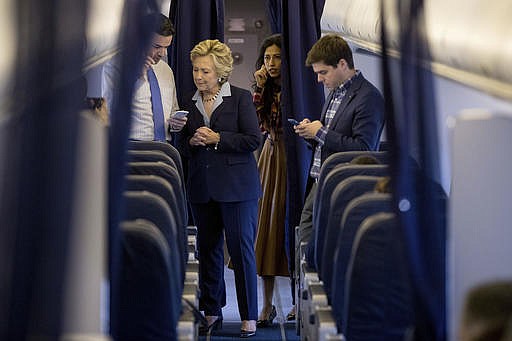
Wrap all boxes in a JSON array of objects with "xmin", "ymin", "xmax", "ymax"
[
  {"xmin": 123, "ymin": 190, "xmax": 184, "ymax": 289},
  {"xmin": 312, "ymin": 165, "xmax": 388, "ymax": 273},
  {"xmin": 127, "ymin": 162, "xmax": 188, "ymax": 263},
  {"xmin": 319, "ymin": 151, "xmax": 389, "ymax": 184},
  {"xmin": 124, "ymin": 174, "xmax": 181, "ymax": 229},
  {"xmin": 118, "ymin": 219, "xmax": 180, "ymax": 341},
  {"xmin": 128, "ymin": 140, "xmax": 184, "ymax": 184},
  {"xmin": 127, "ymin": 149, "xmax": 177, "ymax": 169},
  {"xmin": 342, "ymin": 213, "xmax": 413, "ymax": 340},
  {"xmin": 330, "ymin": 192, "xmax": 392, "ymax": 330},
  {"xmin": 320, "ymin": 175, "xmax": 381, "ymax": 300}
]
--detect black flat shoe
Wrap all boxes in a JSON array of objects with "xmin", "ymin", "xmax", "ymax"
[
  {"xmin": 240, "ymin": 329, "xmax": 256, "ymax": 338},
  {"xmin": 256, "ymin": 305, "xmax": 277, "ymax": 328},
  {"xmin": 198, "ymin": 317, "xmax": 223, "ymax": 335}
]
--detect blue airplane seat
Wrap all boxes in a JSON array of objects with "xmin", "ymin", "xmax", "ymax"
[
  {"xmin": 118, "ymin": 219, "xmax": 181, "ymax": 341},
  {"xmin": 127, "ymin": 162, "xmax": 188, "ymax": 266},
  {"xmin": 127, "ymin": 149, "xmax": 177, "ymax": 169},
  {"xmin": 124, "ymin": 174, "xmax": 182, "ymax": 232},
  {"xmin": 319, "ymin": 151, "xmax": 389, "ymax": 183},
  {"xmin": 342, "ymin": 212, "xmax": 413, "ymax": 340},
  {"xmin": 330, "ymin": 192, "xmax": 393, "ymax": 332},
  {"xmin": 319, "ymin": 175, "xmax": 382, "ymax": 301},
  {"xmin": 128, "ymin": 140, "xmax": 184, "ymax": 184},
  {"xmin": 309, "ymin": 164, "xmax": 388, "ymax": 273},
  {"xmin": 123, "ymin": 190, "xmax": 185, "ymax": 291}
]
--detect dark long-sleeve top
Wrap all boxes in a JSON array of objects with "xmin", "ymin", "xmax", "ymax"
[{"xmin": 178, "ymin": 83, "xmax": 262, "ymax": 203}]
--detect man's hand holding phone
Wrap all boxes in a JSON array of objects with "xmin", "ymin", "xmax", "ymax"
[
  {"xmin": 293, "ymin": 118, "xmax": 323, "ymax": 138},
  {"xmin": 173, "ymin": 110, "xmax": 188, "ymax": 119},
  {"xmin": 168, "ymin": 110, "xmax": 188, "ymax": 132},
  {"xmin": 287, "ymin": 118, "xmax": 300, "ymax": 126}
]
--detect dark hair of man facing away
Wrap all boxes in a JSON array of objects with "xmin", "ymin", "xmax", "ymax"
[
  {"xmin": 305, "ymin": 34, "xmax": 354, "ymax": 69},
  {"xmin": 349, "ymin": 154, "xmax": 380, "ymax": 165},
  {"xmin": 460, "ymin": 281, "xmax": 512, "ymax": 341},
  {"xmin": 145, "ymin": 12, "xmax": 175, "ymax": 37}
]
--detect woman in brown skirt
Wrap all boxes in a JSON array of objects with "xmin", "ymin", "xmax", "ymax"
[{"xmin": 253, "ymin": 34, "xmax": 293, "ymax": 327}]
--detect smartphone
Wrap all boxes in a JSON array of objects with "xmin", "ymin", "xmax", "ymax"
[
  {"xmin": 287, "ymin": 118, "xmax": 300, "ymax": 126},
  {"xmin": 173, "ymin": 110, "xmax": 189, "ymax": 119}
]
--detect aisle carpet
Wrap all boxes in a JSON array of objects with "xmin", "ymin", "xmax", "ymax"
[{"xmin": 199, "ymin": 321, "xmax": 299, "ymax": 341}]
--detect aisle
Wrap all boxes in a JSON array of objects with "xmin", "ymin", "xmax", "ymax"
[{"xmin": 199, "ymin": 265, "xmax": 299, "ymax": 341}]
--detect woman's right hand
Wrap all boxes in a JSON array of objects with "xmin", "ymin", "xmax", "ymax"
[
  {"xmin": 254, "ymin": 65, "xmax": 268, "ymax": 88},
  {"xmin": 189, "ymin": 131, "xmax": 206, "ymax": 146}
]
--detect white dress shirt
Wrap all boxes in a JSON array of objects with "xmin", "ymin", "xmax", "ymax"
[{"xmin": 102, "ymin": 57, "xmax": 179, "ymax": 141}]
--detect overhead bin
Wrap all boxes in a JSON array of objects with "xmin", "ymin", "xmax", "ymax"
[
  {"xmin": 83, "ymin": 0, "xmax": 125, "ymax": 71},
  {"xmin": 321, "ymin": 0, "xmax": 512, "ymax": 99},
  {"xmin": 0, "ymin": 0, "xmax": 124, "ymax": 109},
  {"xmin": 0, "ymin": 0, "xmax": 16, "ymax": 113},
  {"xmin": 83, "ymin": 0, "xmax": 170, "ymax": 71}
]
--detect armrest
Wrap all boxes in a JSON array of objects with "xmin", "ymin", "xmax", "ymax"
[{"xmin": 313, "ymin": 306, "xmax": 344, "ymax": 341}]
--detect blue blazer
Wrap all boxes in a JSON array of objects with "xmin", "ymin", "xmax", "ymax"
[
  {"xmin": 178, "ymin": 85, "xmax": 262, "ymax": 203},
  {"xmin": 316, "ymin": 72, "xmax": 385, "ymax": 163}
]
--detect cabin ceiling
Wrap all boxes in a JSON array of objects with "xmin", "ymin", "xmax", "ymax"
[{"xmin": 321, "ymin": 0, "xmax": 512, "ymax": 100}]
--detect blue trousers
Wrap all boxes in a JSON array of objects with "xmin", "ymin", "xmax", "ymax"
[{"xmin": 192, "ymin": 199, "xmax": 258, "ymax": 321}]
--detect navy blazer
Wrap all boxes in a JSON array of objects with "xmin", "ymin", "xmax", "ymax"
[
  {"xmin": 178, "ymin": 84, "xmax": 262, "ymax": 203},
  {"xmin": 316, "ymin": 72, "xmax": 385, "ymax": 163}
]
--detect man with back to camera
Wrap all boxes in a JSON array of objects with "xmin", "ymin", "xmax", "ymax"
[
  {"xmin": 102, "ymin": 12, "xmax": 187, "ymax": 141},
  {"xmin": 293, "ymin": 34, "xmax": 385, "ymax": 261}
]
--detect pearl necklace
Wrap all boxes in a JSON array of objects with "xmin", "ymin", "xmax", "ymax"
[{"xmin": 202, "ymin": 89, "xmax": 221, "ymax": 103}]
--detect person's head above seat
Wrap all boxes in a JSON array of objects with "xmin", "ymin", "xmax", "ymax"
[
  {"xmin": 349, "ymin": 154, "xmax": 380, "ymax": 165},
  {"xmin": 460, "ymin": 280, "xmax": 512, "ymax": 341}
]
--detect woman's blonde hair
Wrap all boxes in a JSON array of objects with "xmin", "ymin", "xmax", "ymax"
[{"xmin": 190, "ymin": 39, "xmax": 233, "ymax": 84}]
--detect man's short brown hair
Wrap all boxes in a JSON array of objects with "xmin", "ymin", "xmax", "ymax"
[{"xmin": 306, "ymin": 34, "xmax": 354, "ymax": 69}]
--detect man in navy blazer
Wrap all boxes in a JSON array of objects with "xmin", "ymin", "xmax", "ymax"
[
  {"xmin": 295, "ymin": 34, "xmax": 384, "ymax": 175},
  {"xmin": 293, "ymin": 34, "xmax": 385, "ymax": 271}
]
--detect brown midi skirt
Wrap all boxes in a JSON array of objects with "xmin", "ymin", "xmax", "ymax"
[{"xmin": 255, "ymin": 135, "xmax": 289, "ymax": 276}]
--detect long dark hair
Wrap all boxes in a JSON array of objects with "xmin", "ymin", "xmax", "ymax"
[
  {"xmin": 254, "ymin": 34, "xmax": 282, "ymax": 128},
  {"xmin": 255, "ymin": 34, "xmax": 282, "ymax": 72}
]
